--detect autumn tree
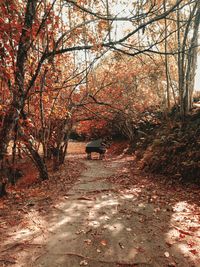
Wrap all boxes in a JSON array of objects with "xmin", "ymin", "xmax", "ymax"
[{"xmin": 0, "ymin": 0, "xmax": 198, "ymax": 184}]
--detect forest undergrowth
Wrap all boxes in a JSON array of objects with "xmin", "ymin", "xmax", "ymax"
[{"xmin": 132, "ymin": 107, "xmax": 200, "ymax": 184}]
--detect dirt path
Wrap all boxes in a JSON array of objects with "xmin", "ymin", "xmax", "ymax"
[{"xmin": 1, "ymin": 149, "xmax": 200, "ymax": 267}]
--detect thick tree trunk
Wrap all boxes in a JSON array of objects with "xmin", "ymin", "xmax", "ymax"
[
  {"xmin": 53, "ymin": 134, "xmax": 72, "ymax": 170},
  {"xmin": 52, "ymin": 117, "xmax": 73, "ymax": 170},
  {"xmin": 0, "ymin": 0, "xmax": 38, "ymax": 159},
  {"xmin": 60, "ymin": 141, "xmax": 69, "ymax": 164},
  {"xmin": 59, "ymin": 136, "xmax": 70, "ymax": 165},
  {"xmin": 0, "ymin": 105, "xmax": 19, "ymax": 159},
  {"xmin": 184, "ymin": 2, "xmax": 200, "ymax": 114},
  {"xmin": 177, "ymin": 1, "xmax": 200, "ymax": 116},
  {"xmin": 25, "ymin": 140, "xmax": 48, "ymax": 180}
]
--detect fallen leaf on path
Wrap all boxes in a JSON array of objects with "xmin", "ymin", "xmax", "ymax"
[
  {"xmin": 164, "ymin": 251, "xmax": 170, "ymax": 258},
  {"xmin": 166, "ymin": 240, "xmax": 174, "ymax": 247},
  {"xmin": 138, "ymin": 203, "xmax": 145, "ymax": 208},
  {"xmin": 189, "ymin": 249, "xmax": 198, "ymax": 255},
  {"xmin": 139, "ymin": 218, "xmax": 145, "ymax": 223},
  {"xmin": 80, "ymin": 259, "xmax": 88, "ymax": 266},
  {"xmin": 84, "ymin": 239, "xmax": 92, "ymax": 245},
  {"xmin": 179, "ymin": 233, "xmax": 185, "ymax": 238},
  {"xmin": 76, "ymin": 230, "xmax": 85, "ymax": 235},
  {"xmin": 173, "ymin": 226, "xmax": 194, "ymax": 236},
  {"xmin": 167, "ymin": 262, "xmax": 176, "ymax": 267},
  {"xmin": 187, "ymin": 241, "xmax": 196, "ymax": 248},
  {"xmin": 189, "ymin": 226, "xmax": 199, "ymax": 232},
  {"xmin": 100, "ymin": 239, "xmax": 107, "ymax": 246},
  {"xmin": 137, "ymin": 247, "xmax": 145, "ymax": 253},
  {"xmin": 119, "ymin": 242, "xmax": 125, "ymax": 249}
]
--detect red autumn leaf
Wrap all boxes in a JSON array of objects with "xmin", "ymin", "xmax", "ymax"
[
  {"xmin": 179, "ymin": 233, "xmax": 185, "ymax": 238},
  {"xmin": 189, "ymin": 249, "xmax": 198, "ymax": 255},
  {"xmin": 189, "ymin": 226, "xmax": 199, "ymax": 232},
  {"xmin": 187, "ymin": 241, "xmax": 196, "ymax": 248}
]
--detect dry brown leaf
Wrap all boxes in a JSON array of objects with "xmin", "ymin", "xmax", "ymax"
[{"xmin": 100, "ymin": 239, "xmax": 107, "ymax": 246}]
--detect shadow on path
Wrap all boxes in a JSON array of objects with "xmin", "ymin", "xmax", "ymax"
[{"xmin": 1, "ymin": 152, "xmax": 200, "ymax": 267}]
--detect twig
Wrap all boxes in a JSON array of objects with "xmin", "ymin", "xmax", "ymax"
[
  {"xmin": 84, "ymin": 189, "xmax": 116, "ymax": 194},
  {"xmin": 31, "ymin": 251, "xmax": 48, "ymax": 267},
  {"xmin": 1, "ymin": 243, "xmax": 21, "ymax": 253},
  {"xmin": 0, "ymin": 258, "xmax": 16, "ymax": 264},
  {"xmin": 77, "ymin": 196, "xmax": 96, "ymax": 201},
  {"xmin": 172, "ymin": 225, "xmax": 200, "ymax": 238},
  {"xmin": 1, "ymin": 242, "xmax": 42, "ymax": 253}
]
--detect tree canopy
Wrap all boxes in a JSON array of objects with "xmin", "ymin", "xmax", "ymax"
[{"xmin": 0, "ymin": 0, "xmax": 199, "ymax": 180}]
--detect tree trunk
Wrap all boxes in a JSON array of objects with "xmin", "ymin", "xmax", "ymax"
[
  {"xmin": 39, "ymin": 69, "xmax": 48, "ymax": 158},
  {"xmin": 25, "ymin": 140, "xmax": 48, "ymax": 180},
  {"xmin": 0, "ymin": 182, "xmax": 7, "ymax": 197},
  {"xmin": 59, "ymin": 134, "xmax": 70, "ymax": 165},
  {"xmin": 164, "ymin": 0, "xmax": 170, "ymax": 110},
  {"xmin": 0, "ymin": 0, "xmax": 38, "ymax": 159},
  {"xmin": 0, "ymin": 105, "xmax": 19, "ymax": 159},
  {"xmin": 184, "ymin": 2, "xmax": 200, "ymax": 113},
  {"xmin": 176, "ymin": 0, "xmax": 184, "ymax": 117}
]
